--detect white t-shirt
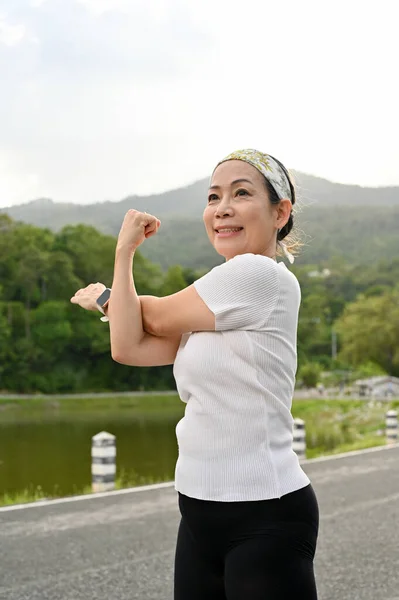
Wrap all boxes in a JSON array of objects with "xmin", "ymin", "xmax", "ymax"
[{"xmin": 173, "ymin": 252, "xmax": 310, "ymax": 502}]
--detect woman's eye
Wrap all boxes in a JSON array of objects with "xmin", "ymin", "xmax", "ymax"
[
  {"xmin": 208, "ymin": 194, "xmax": 219, "ymax": 203},
  {"xmin": 236, "ymin": 189, "xmax": 249, "ymax": 197}
]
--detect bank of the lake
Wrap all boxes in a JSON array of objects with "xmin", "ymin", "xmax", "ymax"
[{"xmin": 1, "ymin": 394, "xmax": 396, "ymax": 506}]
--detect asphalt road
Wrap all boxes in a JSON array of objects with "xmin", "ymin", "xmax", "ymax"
[{"xmin": 1, "ymin": 445, "xmax": 399, "ymax": 600}]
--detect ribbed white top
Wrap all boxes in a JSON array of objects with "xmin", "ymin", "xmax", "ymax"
[{"xmin": 173, "ymin": 253, "xmax": 310, "ymax": 501}]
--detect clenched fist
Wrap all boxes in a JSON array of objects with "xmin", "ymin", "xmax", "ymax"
[{"xmin": 117, "ymin": 210, "xmax": 161, "ymax": 253}]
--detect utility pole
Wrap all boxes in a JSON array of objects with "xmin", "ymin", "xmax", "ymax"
[{"xmin": 331, "ymin": 329, "xmax": 337, "ymax": 361}]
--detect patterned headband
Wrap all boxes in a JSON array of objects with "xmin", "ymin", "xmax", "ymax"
[{"xmin": 215, "ymin": 148, "xmax": 292, "ymax": 203}]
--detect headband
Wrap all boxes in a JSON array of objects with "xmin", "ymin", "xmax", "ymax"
[{"xmin": 216, "ymin": 148, "xmax": 292, "ymax": 202}]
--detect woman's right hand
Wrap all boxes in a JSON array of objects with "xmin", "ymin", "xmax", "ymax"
[{"xmin": 117, "ymin": 210, "xmax": 161, "ymax": 254}]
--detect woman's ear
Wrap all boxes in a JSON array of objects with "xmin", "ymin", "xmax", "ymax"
[{"xmin": 277, "ymin": 198, "xmax": 292, "ymax": 229}]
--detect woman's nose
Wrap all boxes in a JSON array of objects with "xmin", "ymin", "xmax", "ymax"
[{"xmin": 215, "ymin": 202, "xmax": 233, "ymax": 217}]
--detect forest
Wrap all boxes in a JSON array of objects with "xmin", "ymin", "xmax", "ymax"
[{"xmin": 0, "ymin": 212, "xmax": 398, "ymax": 393}]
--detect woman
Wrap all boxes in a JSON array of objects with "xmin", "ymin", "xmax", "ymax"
[{"xmin": 71, "ymin": 149, "xmax": 319, "ymax": 600}]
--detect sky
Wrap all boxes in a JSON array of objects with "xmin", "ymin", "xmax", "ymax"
[{"xmin": 0, "ymin": 0, "xmax": 398, "ymax": 207}]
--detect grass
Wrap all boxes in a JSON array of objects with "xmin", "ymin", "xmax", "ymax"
[
  {"xmin": 1, "ymin": 486, "xmax": 48, "ymax": 506},
  {"xmin": 1, "ymin": 396, "xmax": 396, "ymax": 506},
  {"xmin": 305, "ymin": 435, "xmax": 386, "ymax": 459},
  {"xmin": 0, "ymin": 469, "xmax": 173, "ymax": 507},
  {"xmin": 0, "ymin": 393, "xmax": 183, "ymax": 421},
  {"xmin": 291, "ymin": 398, "xmax": 390, "ymax": 457},
  {"xmin": 0, "ymin": 393, "xmax": 182, "ymax": 410}
]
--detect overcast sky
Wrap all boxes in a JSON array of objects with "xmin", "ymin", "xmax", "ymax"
[{"xmin": 0, "ymin": 0, "xmax": 398, "ymax": 207}]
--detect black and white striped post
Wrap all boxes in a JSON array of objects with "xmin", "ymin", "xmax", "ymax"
[
  {"xmin": 385, "ymin": 410, "xmax": 398, "ymax": 445},
  {"xmin": 293, "ymin": 418, "xmax": 306, "ymax": 460},
  {"xmin": 92, "ymin": 431, "xmax": 116, "ymax": 492}
]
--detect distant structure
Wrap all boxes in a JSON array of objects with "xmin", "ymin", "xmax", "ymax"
[
  {"xmin": 307, "ymin": 269, "xmax": 331, "ymax": 278},
  {"xmin": 353, "ymin": 376, "xmax": 399, "ymax": 399}
]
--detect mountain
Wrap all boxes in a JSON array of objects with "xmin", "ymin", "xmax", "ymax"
[{"xmin": 1, "ymin": 172, "xmax": 398, "ymax": 270}]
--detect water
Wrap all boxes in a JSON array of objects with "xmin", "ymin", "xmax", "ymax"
[{"xmin": 0, "ymin": 404, "xmax": 184, "ymax": 498}]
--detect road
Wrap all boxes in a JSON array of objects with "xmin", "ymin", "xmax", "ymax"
[{"xmin": 1, "ymin": 445, "xmax": 399, "ymax": 600}]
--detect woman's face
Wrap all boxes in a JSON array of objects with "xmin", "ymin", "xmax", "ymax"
[{"xmin": 203, "ymin": 160, "xmax": 290, "ymax": 261}]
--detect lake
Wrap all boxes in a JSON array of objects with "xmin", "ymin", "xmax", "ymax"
[
  {"xmin": 0, "ymin": 394, "xmax": 392, "ymax": 501},
  {"xmin": 0, "ymin": 395, "xmax": 185, "ymax": 498}
]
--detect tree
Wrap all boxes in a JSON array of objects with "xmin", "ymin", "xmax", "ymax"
[
  {"xmin": 335, "ymin": 288, "xmax": 399, "ymax": 375},
  {"xmin": 54, "ymin": 224, "xmax": 117, "ymax": 285},
  {"xmin": 2, "ymin": 210, "xmax": 399, "ymax": 393},
  {"xmin": 14, "ymin": 246, "xmax": 49, "ymax": 338},
  {"xmin": 352, "ymin": 361, "xmax": 387, "ymax": 380},
  {"xmin": 0, "ymin": 303, "xmax": 11, "ymax": 389},
  {"xmin": 45, "ymin": 251, "xmax": 83, "ymax": 300},
  {"xmin": 159, "ymin": 265, "xmax": 187, "ymax": 296},
  {"xmin": 133, "ymin": 252, "xmax": 163, "ymax": 295},
  {"xmin": 31, "ymin": 301, "xmax": 73, "ymax": 359},
  {"xmin": 297, "ymin": 281, "xmax": 332, "ymax": 365},
  {"xmin": 298, "ymin": 363, "xmax": 322, "ymax": 388}
]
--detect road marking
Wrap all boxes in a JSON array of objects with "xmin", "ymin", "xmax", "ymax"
[
  {"xmin": 1, "ymin": 443, "xmax": 398, "ymax": 513},
  {"xmin": 301, "ymin": 442, "xmax": 399, "ymax": 465},
  {"xmin": 0, "ymin": 481, "xmax": 175, "ymax": 513}
]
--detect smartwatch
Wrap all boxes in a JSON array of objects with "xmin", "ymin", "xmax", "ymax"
[{"xmin": 96, "ymin": 288, "xmax": 111, "ymax": 321}]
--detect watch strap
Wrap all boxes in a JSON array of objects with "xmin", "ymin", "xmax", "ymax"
[{"xmin": 96, "ymin": 288, "xmax": 111, "ymax": 322}]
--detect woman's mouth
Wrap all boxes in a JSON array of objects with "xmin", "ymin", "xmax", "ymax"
[{"xmin": 215, "ymin": 227, "xmax": 244, "ymax": 238}]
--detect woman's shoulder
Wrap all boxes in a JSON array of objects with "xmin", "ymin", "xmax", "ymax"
[
  {"xmin": 228, "ymin": 252, "xmax": 277, "ymax": 265},
  {"xmin": 206, "ymin": 254, "xmax": 279, "ymax": 291},
  {"xmin": 214, "ymin": 253, "xmax": 278, "ymax": 274}
]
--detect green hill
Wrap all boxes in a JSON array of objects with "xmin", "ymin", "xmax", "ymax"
[{"xmin": 2, "ymin": 172, "xmax": 398, "ymax": 270}]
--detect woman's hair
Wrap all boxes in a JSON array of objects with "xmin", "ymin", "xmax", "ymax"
[{"xmin": 263, "ymin": 155, "xmax": 302, "ymax": 257}]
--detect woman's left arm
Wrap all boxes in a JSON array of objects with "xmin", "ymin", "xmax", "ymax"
[
  {"xmin": 140, "ymin": 287, "xmax": 215, "ymax": 337},
  {"xmin": 142, "ymin": 253, "xmax": 280, "ymax": 336}
]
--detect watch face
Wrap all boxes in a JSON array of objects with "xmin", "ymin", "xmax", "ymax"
[{"xmin": 96, "ymin": 288, "xmax": 111, "ymax": 306}]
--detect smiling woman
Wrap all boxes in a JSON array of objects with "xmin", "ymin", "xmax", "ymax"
[{"xmin": 70, "ymin": 149, "xmax": 319, "ymax": 600}]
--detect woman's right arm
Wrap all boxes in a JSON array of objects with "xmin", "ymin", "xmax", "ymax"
[
  {"xmin": 106, "ymin": 249, "xmax": 181, "ymax": 367},
  {"xmin": 105, "ymin": 301, "xmax": 182, "ymax": 367},
  {"xmin": 111, "ymin": 329, "xmax": 182, "ymax": 366}
]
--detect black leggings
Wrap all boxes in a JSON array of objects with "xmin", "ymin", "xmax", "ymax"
[{"xmin": 174, "ymin": 483, "xmax": 319, "ymax": 600}]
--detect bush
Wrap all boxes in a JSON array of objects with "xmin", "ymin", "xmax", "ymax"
[{"xmin": 298, "ymin": 362, "xmax": 322, "ymax": 388}]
